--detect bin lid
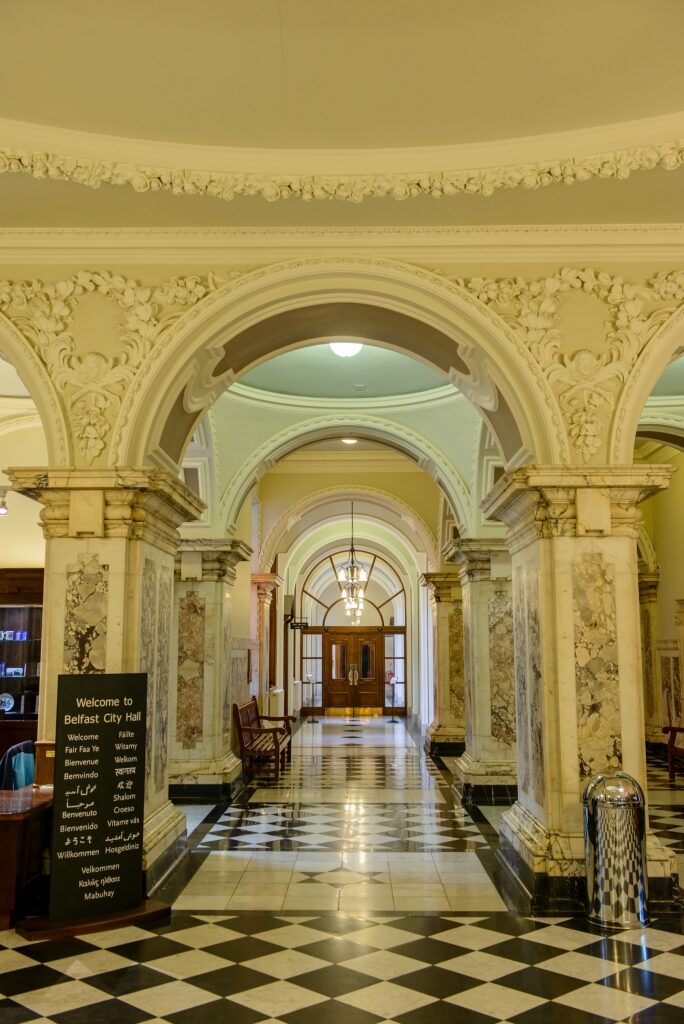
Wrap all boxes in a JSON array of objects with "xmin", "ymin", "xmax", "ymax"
[{"xmin": 582, "ymin": 772, "xmax": 645, "ymax": 807}]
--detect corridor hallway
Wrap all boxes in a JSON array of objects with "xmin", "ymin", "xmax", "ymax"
[
  {"xmin": 168, "ymin": 718, "xmax": 505, "ymax": 913},
  {"xmin": 3, "ymin": 726, "xmax": 684, "ymax": 1023}
]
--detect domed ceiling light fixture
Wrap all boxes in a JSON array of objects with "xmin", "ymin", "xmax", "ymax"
[{"xmin": 330, "ymin": 342, "xmax": 362, "ymax": 358}]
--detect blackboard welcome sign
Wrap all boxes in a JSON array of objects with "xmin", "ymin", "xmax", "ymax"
[{"xmin": 49, "ymin": 673, "xmax": 147, "ymax": 923}]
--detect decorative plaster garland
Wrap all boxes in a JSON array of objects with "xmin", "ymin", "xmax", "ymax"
[
  {"xmin": 1, "ymin": 138, "xmax": 683, "ymax": 202},
  {"xmin": 2, "ymin": 263, "xmax": 684, "ymax": 467},
  {"xmin": 448, "ymin": 268, "xmax": 684, "ymax": 461},
  {"xmin": 0, "ymin": 271, "xmax": 222, "ymax": 463}
]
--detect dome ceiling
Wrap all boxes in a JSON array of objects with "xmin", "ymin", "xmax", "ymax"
[
  {"xmin": 236, "ymin": 344, "xmax": 447, "ymax": 400},
  {"xmin": 1, "ymin": 1, "xmax": 683, "ymax": 228},
  {"xmin": 3, "ymin": 1, "xmax": 683, "ymax": 149}
]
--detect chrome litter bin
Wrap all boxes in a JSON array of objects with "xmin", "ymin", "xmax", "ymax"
[{"xmin": 583, "ymin": 772, "xmax": 649, "ymax": 928}]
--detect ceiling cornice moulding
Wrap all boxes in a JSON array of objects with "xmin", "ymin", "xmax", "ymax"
[
  {"xmin": 225, "ymin": 381, "xmax": 463, "ymax": 411},
  {"xmin": 2, "ymin": 226, "xmax": 684, "ymax": 266},
  {"xmin": 1, "ymin": 112, "xmax": 683, "ymax": 203}
]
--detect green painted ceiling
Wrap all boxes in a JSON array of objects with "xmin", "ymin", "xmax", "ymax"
[
  {"xmin": 652, "ymin": 356, "xmax": 684, "ymax": 396},
  {"xmin": 236, "ymin": 344, "xmax": 447, "ymax": 399}
]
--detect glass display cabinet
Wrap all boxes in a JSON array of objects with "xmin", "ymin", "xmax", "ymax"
[{"xmin": 0, "ymin": 605, "xmax": 42, "ymax": 717}]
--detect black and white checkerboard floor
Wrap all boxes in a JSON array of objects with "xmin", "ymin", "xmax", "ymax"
[
  {"xmin": 3, "ymin": 910, "xmax": 684, "ymax": 1024},
  {"xmin": 196, "ymin": 804, "xmax": 486, "ymax": 853},
  {"xmin": 4, "ymin": 723, "xmax": 684, "ymax": 1022}
]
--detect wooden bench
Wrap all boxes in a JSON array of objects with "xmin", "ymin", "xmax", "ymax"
[
  {"xmin": 233, "ymin": 697, "xmax": 296, "ymax": 782},
  {"xmin": 662, "ymin": 725, "xmax": 684, "ymax": 782}
]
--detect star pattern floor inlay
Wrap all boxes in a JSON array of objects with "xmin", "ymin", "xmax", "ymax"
[{"xmin": 5, "ymin": 719, "xmax": 684, "ymax": 1023}]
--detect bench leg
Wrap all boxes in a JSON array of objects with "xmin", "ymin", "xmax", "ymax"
[{"xmin": 668, "ymin": 739, "xmax": 676, "ymax": 783}]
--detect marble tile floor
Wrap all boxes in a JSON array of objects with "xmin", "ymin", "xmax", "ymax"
[
  {"xmin": 163, "ymin": 718, "xmax": 500, "ymax": 912},
  {"xmin": 196, "ymin": 804, "xmax": 484, "ymax": 854},
  {"xmin": 3, "ymin": 910, "xmax": 684, "ymax": 1024},
  {"xmin": 4, "ymin": 723, "xmax": 684, "ymax": 1023}
]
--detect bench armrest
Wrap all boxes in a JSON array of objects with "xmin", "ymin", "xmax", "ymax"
[{"xmin": 262, "ymin": 715, "xmax": 296, "ymax": 724}]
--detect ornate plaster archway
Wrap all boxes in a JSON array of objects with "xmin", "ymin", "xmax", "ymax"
[
  {"xmin": 611, "ymin": 303, "xmax": 684, "ymax": 463},
  {"xmin": 113, "ymin": 257, "xmax": 566, "ymax": 471},
  {"xmin": 218, "ymin": 413, "xmax": 472, "ymax": 537},
  {"xmin": 259, "ymin": 485, "xmax": 438, "ymax": 575},
  {"xmin": 0, "ymin": 311, "xmax": 71, "ymax": 465}
]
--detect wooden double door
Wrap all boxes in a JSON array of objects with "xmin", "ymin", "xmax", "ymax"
[{"xmin": 323, "ymin": 630, "xmax": 383, "ymax": 713}]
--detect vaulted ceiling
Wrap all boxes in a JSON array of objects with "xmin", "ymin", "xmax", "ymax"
[{"xmin": 2, "ymin": 0, "xmax": 684, "ymax": 227}]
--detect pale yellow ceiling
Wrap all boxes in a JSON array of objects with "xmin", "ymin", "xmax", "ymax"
[{"xmin": 3, "ymin": 1, "xmax": 684, "ymax": 149}]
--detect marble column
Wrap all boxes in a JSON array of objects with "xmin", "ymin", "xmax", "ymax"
[
  {"xmin": 170, "ymin": 538, "xmax": 251, "ymax": 799},
  {"xmin": 420, "ymin": 572, "xmax": 465, "ymax": 754},
  {"xmin": 251, "ymin": 573, "xmax": 282, "ymax": 710},
  {"xmin": 482, "ymin": 465, "xmax": 677, "ymax": 911},
  {"xmin": 639, "ymin": 573, "xmax": 663, "ymax": 743},
  {"xmin": 444, "ymin": 539, "xmax": 516, "ymax": 805},
  {"xmin": 9, "ymin": 466, "xmax": 204, "ymax": 893}
]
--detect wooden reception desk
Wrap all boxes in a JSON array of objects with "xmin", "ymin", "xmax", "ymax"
[{"xmin": 0, "ymin": 785, "xmax": 52, "ymax": 928}]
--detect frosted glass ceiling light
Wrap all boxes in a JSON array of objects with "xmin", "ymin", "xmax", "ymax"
[
  {"xmin": 0, "ymin": 489, "xmax": 9, "ymax": 517},
  {"xmin": 330, "ymin": 342, "xmax": 362, "ymax": 358},
  {"xmin": 342, "ymin": 438, "xmax": 357, "ymax": 445}
]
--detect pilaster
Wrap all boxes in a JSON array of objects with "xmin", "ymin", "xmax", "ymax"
[
  {"xmin": 420, "ymin": 571, "xmax": 464, "ymax": 754},
  {"xmin": 639, "ymin": 573, "xmax": 662, "ymax": 744},
  {"xmin": 251, "ymin": 572, "xmax": 282, "ymax": 709},
  {"xmin": 9, "ymin": 466, "xmax": 205, "ymax": 892},
  {"xmin": 482, "ymin": 465, "xmax": 677, "ymax": 911},
  {"xmin": 659, "ymin": 637, "xmax": 682, "ymax": 727},
  {"xmin": 170, "ymin": 538, "xmax": 252, "ymax": 799},
  {"xmin": 444, "ymin": 538, "xmax": 516, "ymax": 805}
]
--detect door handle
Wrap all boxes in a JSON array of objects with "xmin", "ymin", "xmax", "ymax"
[{"xmin": 348, "ymin": 669, "xmax": 359, "ymax": 685}]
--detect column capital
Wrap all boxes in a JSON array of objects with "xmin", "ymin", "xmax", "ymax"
[
  {"xmin": 252, "ymin": 572, "xmax": 282, "ymax": 603},
  {"xmin": 419, "ymin": 571, "xmax": 460, "ymax": 603},
  {"xmin": 8, "ymin": 466, "xmax": 205, "ymax": 553},
  {"xmin": 177, "ymin": 538, "xmax": 252, "ymax": 585},
  {"xmin": 638, "ymin": 572, "xmax": 660, "ymax": 600},
  {"xmin": 482, "ymin": 465, "xmax": 672, "ymax": 553},
  {"xmin": 443, "ymin": 537, "xmax": 511, "ymax": 584}
]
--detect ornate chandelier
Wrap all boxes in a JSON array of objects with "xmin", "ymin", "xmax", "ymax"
[{"xmin": 337, "ymin": 502, "xmax": 367, "ymax": 620}]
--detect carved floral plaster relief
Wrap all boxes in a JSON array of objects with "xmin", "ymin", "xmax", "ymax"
[
  {"xmin": 573, "ymin": 553, "xmax": 622, "ymax": 782},
  {"xmin": 1, "ymin": 264, "xmax": 684, "ymax": 469},
  {"xmin": 0, "ymin": 272, "xmax": 222, "ymax": 465},
  {"xmin": 2, "ymin": 133, "xmax": 684, "ymax": 202},
  {"xmin": 64, "ymin": 553, "xmax": 108, "ymax": 674}
]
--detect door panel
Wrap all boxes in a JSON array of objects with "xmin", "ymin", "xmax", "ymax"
[
  {"xmin": 324, "ymin": 635, "xmax": 352, "ymax": 709},
  {"xmin": 356, "ymin": 637, "xmax": 382, "ymax": 707},
  {"xmin": 323, "ymin": 632, "xmax": 383, "ymax": 710}
]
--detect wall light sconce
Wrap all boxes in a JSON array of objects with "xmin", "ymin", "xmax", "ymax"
[{"xmin": 0, "ymin": 488, "xmax": 9, "ymax": 517}]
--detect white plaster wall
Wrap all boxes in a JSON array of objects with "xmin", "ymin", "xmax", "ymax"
[
  {"xmin": 0, "ymin": 425, "xmax": 47, "ymax": 566},
  {"xmin": 641, "ymin": 449, "xmax": 684, "ymax": 641}
]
